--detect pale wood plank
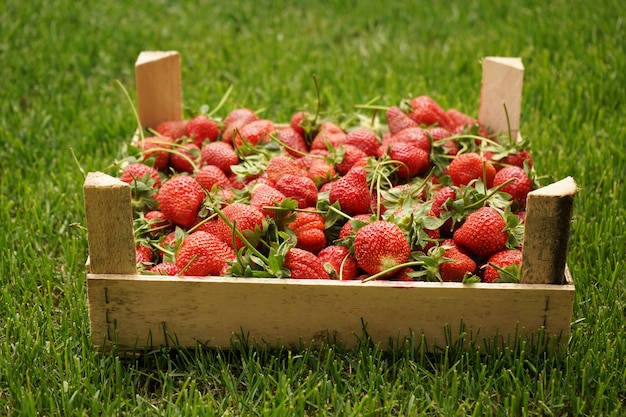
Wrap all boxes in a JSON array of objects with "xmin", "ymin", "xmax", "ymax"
[
  {"xmin": 88, "ymin": 274, "xmax": 575, "ymax": 351},
  {"xmin": 83, "ymin": 172, "xmax": 136, "ymax": 275},
  {"xmin": 521, "ymin": 177, "xmax": 578, "ymax": 284},
  {"xmin": 478, "ymin": 57, "xmax": 524, "ymax": 139},
  {"xmin": 135, "ymin": 51, "xmax": 183, "ymax": 129}
]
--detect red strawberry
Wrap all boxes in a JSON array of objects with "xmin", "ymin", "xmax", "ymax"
[
  {"xmin": 155, "ymin": 120, "xmax": 187, "ymax": 141},
  {"xmin": 195, "ymin": 164, "xmax": 231, "ymax": 190},
  {"xmin": 428, "ymin": 126, "xmax": 459, "ymax": 156},
  {"xmin": 277, "ymin": 127, "xmax": 309, "ymax": 157},
  {"xmin": 310, "ymin": 122, "xmax": 347, "ymax": 151},
  {"xmin": 335, "ymin": 144, "xmax": 369, "ymax": 176},
  {"xmin": 385, "ymin": 141, "xmax": 430, "ymax": 179},
  {"xmin": 274, "ymin": 174, "xmax": 318, "ymax": 209},
  {"xmin": 389, "ymin": 126, "xmax": 431, "ymax": 152},
  {"xmin": 185, "ymin": 115, "xmax": 219, "ymax": 147},
  {"xmin": 343, "ymin": 128, "xmax": 380, "ymax": 156},
  {"xmin": 250, "ymin": 183, "xmax": 287, "ymax": 219},
  {"xmin": 176, "ymin": 231, "xmax": 236, "ymax": 276},
  {"xmin": 353, "ymin": 220, "xmax": 410, "ymax": 277},
  {"xmin": 453, "ymin": 206, "xmax": 508, "ymax": 258},
  {"xmin": 144, "ymin": 210, "xmax": 173, "ymax": 237},
  {"xmin": 386, "ymin": 106, "xmax": 420, "ymax": 136},
  {"xmin": 439, "ymin": 239, "xmax": 477, "ymax": 282},
  {"xmin": 138, "ymin": 136, "xmax": 174, "ymax": 171},
  {"xmin": 305, "ymin": 155, "xmax": 336, "ymax": 187},
  {"xmin": 338, "ymin": 213, "xmax": 372, "ymax": 239},
  {"xmin": 289, "ymin": 111, "xmax": 308, "ymax": 136},
  {"xmin": 135, "ymin": 243, "xmax": 154, "ymax": 265},
  {"xmin": 120, "ymin": 163, "xmax": 162, "ymax": 188},
  {"xmin": 287, "ymin": 210, "xmax": 327, "ymax": 254},
  {"xmin": 200, "ymin": 141, "xmax": 239, "ymax": 174},
  {"xmin": 265, "ymin": 154, "xmax": 305, "ymax": 184},
  {"xmin": 501, "ymin": 149, "xmax": 533, "ymax": 169},
  {"xmin": 233, "ymin": 119, "xmax": 275, "ymax": 148},
  {"xmin": 445, "ymin": 108, "xmax": 478, "ymax": 131},
  {"xmin": 482, "ymin": 249, "xmax": 522, "ymax": 283},
  {"xmin": 149, "ymin": 262, "xmax": 181, "ymax": 276},
  {"xmin": 428, "ymin": 186, "xmax": 460, "ymax": 237},
  {"xmin": 156, "ymin": 175, "xmax": 206, "ymax": 228},
  {"xmin": 317, "ymin": 245, "xmax": 359, "ymax": 281},
  {"xmin": 216, "ymin": 203, "xmax": 265, "ymax": 250},
  {"xmin": 169, "ymin": 143, "xmax": 200, "ymax": 174},
  {"xmin": 492, "ymin": 165, "xmax": 533, "ymax": 209},
  {"xmin": 409, "ymin": 96, "xmax": 452, "ymax": 129},
  {"xmin": 221, "ymin": 108, "xmax": 259, "ymax": 144},
  {"xmin": 390, "ymin": 266, "xmax": 416, "ymax": 282},
  {"xmin": 328, "ymin": 166, "xmax": 372, "ymax": 215},
  {"xmin": 448, "ymin": 152, "xmax": 496, "ymax": 188},
  {"xmin": 192, "ymin": 217, "xmax": 220, "ymax": 236},
  {"xmin": 284, "ymin": 248, "xmax": 330, "ymax": 279}
]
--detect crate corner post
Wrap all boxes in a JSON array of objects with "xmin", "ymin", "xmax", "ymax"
[
  {"xmin": 135, "ymin": 50, "xmax": 183, "ymax": 129},
  {"xmin": 478, "ymin": 56, "xmax": 524, "ymax": 139}
]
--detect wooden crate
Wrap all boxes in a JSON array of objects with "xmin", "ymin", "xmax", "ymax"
[{"xmin": 83, "ymin": 52, "xmax": 577, "ymax": 351}]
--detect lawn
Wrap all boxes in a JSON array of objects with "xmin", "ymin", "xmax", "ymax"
[{"xmin": 1, "ymin": 0, "xmax": 625, "ymax": 415}]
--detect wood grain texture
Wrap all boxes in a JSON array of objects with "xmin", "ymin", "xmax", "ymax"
[
  {"xmin": 87, "ymin": 274, "xmax": 575, "ymax": 351},
  {"xmin": 478, "ymin": 57, "xmax": 524, "ymax": 138},
  {"xmin": 135, "ymin": 51, "xmax": 182, "ymax": 128},
  {"xmin": 83, "ymin": 172, "xmax": 136, "ymax": 275},
  {"xmin": 521, "ymin": 177, "xmax": 578, "ymax": 284}
]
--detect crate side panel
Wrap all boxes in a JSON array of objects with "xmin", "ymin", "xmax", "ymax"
[{"xmin": 88, "ymin": 276, "xmax": 574, "ymax": 350}]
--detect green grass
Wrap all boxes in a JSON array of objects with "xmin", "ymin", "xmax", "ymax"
[{"xmin": 1, "ymin": 0, "xmax": 625, "ymax": 415}]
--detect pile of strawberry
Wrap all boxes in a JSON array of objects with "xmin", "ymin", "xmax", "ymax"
[{"xmin": 117, "ymin": 95, "xmax": 537, "ymax": 283}]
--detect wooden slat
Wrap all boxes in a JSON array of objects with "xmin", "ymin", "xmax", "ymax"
[
  {"xmin": 478, "ymin": 57, "xmax": 524, "ymax": 139},
  {"xmin": 521, "ymin": 177, "xmax": 578, "ymax": 284},
  {"xmin": 88, "ymin": 274, "xmax": 575, "ymax": 351},
  {"xmin": 135, "ymin": 51, "xmax": 183, "ymax": 129},
  {"xmin": 83, "ymin": 172, "xmax": 136, "ymax": 275}
]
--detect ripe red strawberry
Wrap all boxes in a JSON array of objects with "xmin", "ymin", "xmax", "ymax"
[
  {"xmin": 482, "ymin": 249, "xmax": 522, "ymax": 283},
  {"xmin": 329, "ymin": 166, "xmax": 372, "ymax": 215},
  {"xmin": 439, "ymin": 239, "xmax": 477, "ymax": 282},
  {"xmin": 428, "ymin": 126, "xmax": 459, "ymax": 156},
  {"xmin": 195, "ymin": 164, "xmax": 231, "ymax": 190},
  {"xmin": 135, "ymin": 243, "xmax": 154, "ymax": 265},
  {"xmin": 120, "ymin": 163, "xmax": 162, "ymax": 188},
  {"xmin": 353, "ymin": 220, "xmax": 411, "ymax": 277},
  {"xmin": 317, "ymin": 245, "xmax": 359, "ymax": 281},
  {"xmin": 385, "ymin": 141, "xmax": 431, "ymax": 179},
  {"xmin": 155, "ymin": 120, "xmax": 187, "ymax": 141},
  {"xmin": 149, "ymin": 262, "xmax": 181, "ymax": 276},
  {"xmin": 453, "ymin": 206, "xmax": 508, "ymax": 258},
  {"xmin": 144, "ymin": 210, "xmax": 173, "ymax": 237},
  {"xmin": 274, "ymin": 174, "xmax": 318, "ymax": 209},
  {"xmin": 265, "ymin": 154, "xmax": 305, "ymax": 184},
  {"xmin": 409, "ymin": 96, "xmax": 453, "ymax": 129},
  {"xmin": 185, "ymin": 115, "xmax": 220, "ymax": 147},
  {"xmin": 492, "ymin": 165, "xmax": 533, "ymax": 209},
  {"xmin": 386, "ymin": 106, "xmax": 420, "ymax": 136},
  {"xmin": 305, "ymin": 155, "xmax": 336, "ymax": 187},
  {"xmin": 289, "ymin": 111, "xmax": 308, "ymax": 136},
  {"xmin": 501, "ymin": 149, "xmax": 533, "ymax": 169},
  {"xmin": 216, "ymin": 203, "xmax": 266, "ymax": 250},
  {"xmin": 287, "ymin": 210, "xmax": 327, "ymax": 254},
  {"xmin": 335, "ymin": 144, "xmax": 369, "ymax": 176},
  {"xmin": 176, "ymin": 231, "xmax": 236, "ymax": 276},
  {"xmin": 428, "ymin": 186, "xmax": 460, "ymax": 237},
  {"xmin": 156, "ymin": 175, "xmax": 206, "ymax": 228},
  {"xmin": 169, "ymin": 143, "xmax": 200, "ymax": 174},
  {"xmin": 448, "ymin": 152, "xmax": 496, "ymax": 188},
  {"xmin": 221, "ymin": 108, "xmax": 259, "ymax": 144},
  {"xmin": 343, "ymin": 128, "xmax": 380, "ymax": 156},
  {"xmin": 310, "ymin": 122, "xmax": 347, "ymax": 151},
  {"xmin": 390, "ymin": 266, "xmax": 417, "ymax": 282},
  {"xmin": 250, "ymin": 183, "xmax": 287, "ymax": 219},
  {"xmin": 445, "ymin": 108, "xmax": 478, "ymax": 131},
  {"xmin": 200, "ymin": 141, "xmax": 239, "ymax": 174},
  {"xmin": 338, "ymin": 213, "xmax": 372, "ymax": 239},
  {"xmin": 277, "ymin": 127, "xmax": 309, "ymax": 158},
  {"xmin": 284, "ymin": 248, "xmax": 330, "ymax": 279},
  {"xmin": 389, "ymin": 126, "xmax": 431, "ymax": 152},
  {"xmin": 233, "ymin": 119, "xmax": 275, "ymax": 148},
  {"xmin": 138, "ymin": 136, "xmax": 174, "ymax": 171}
]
